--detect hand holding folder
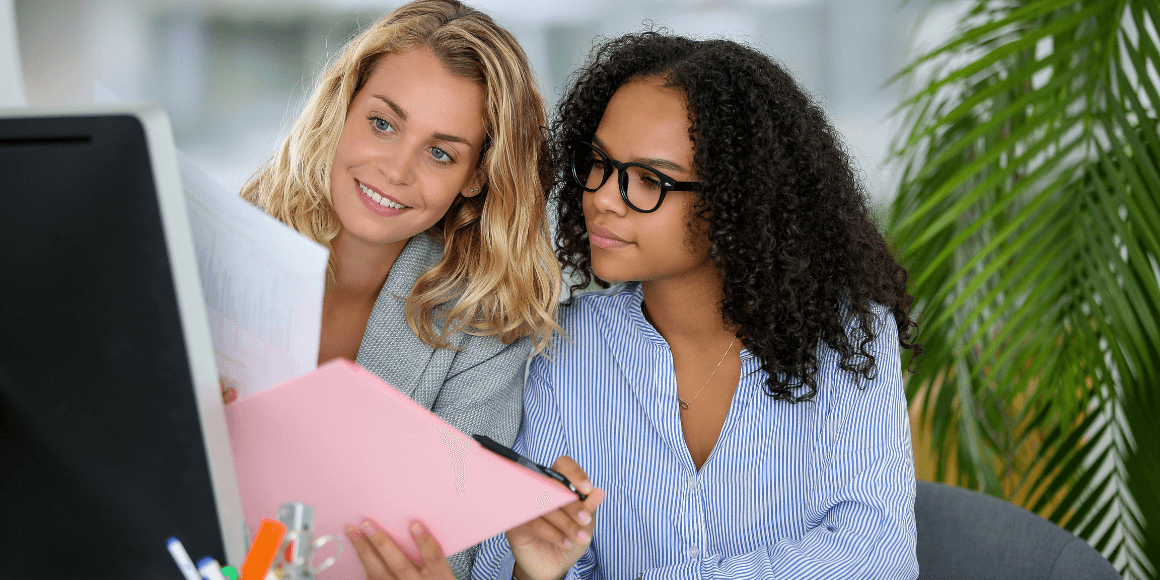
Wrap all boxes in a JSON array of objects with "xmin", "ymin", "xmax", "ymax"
[{"xmin": 225, "ymin": 359, "xmax": 580, "ymax": 579}]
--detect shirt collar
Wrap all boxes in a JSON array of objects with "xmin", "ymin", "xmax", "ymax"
[
  {"xmin": 624, "ymin": 283, "xmax": 669, "ymax": 348},
  {"xmin": 624, "ymin": 282, "xmax": 760, "ymax": 364}
]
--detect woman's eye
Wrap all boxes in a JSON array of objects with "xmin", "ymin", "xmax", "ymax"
[
  {"xmin": 430, "ymin": 147, "xmax": 451, "ymax": 163},
  {"xmin": 371, "ymin": 117, "xmax": 393, "ymax": 133},
  {"xmin": 639, "ymin": 174, "xmax": 662, "ymax": 190}
]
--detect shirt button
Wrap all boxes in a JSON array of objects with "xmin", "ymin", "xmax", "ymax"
[
  {"xmin": 687, "ymin": 545, "xmax": 700, "ymax": 558},
  {"xmin": 687, "ymin": 475, "xmax": 698, "ymax": 490}
]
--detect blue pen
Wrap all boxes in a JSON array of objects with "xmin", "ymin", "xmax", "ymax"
[
  {"xmin": 166, "ymin": 537, "xmax": 202, "ymax": 580},
  {"xmin": 198, "ymin": 556, "xmax": 229, "ymax": 580}
]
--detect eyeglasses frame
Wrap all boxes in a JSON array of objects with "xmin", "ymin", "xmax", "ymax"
[{"xmin": 568, "ymin": 141, "xmax": 699, "ymax": 213}]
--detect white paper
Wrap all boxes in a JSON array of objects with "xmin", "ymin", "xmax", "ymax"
[
  {"xmin": 0, "ymin": 0, "xmax": 24, "ymax": 107},
  {"xmin": 180, "ymin": 152, "xmax": 328, "ymax": 399}
]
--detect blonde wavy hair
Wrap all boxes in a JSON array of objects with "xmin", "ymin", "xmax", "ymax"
[{"xmin": 240, "ymin": 0, "xmax": 561, "ymax": 353}]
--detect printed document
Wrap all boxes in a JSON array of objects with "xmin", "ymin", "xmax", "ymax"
[{"xmin": 180, "ymin": 153, "xmax": 328, "ymax": 399}]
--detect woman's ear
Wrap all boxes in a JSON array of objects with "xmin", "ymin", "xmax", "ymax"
[{"xmin": 463, "ymin": 172, "xmax": 486, "ymax": 198}]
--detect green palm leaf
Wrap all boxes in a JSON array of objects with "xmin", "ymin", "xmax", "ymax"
[{"xmin": 888, "ymin": 1, "xmax": 1159, "ymax": 577}]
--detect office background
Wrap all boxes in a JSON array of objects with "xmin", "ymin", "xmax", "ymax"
[{"xmin": 12, "ymin": 0, "xmax": 961, "ymax": 203}]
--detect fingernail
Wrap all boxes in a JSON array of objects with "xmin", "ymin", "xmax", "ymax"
[
  {"xmin": 577, "ymin": 530, "xmax": 590, "ymax": 543},
  {"xmin": 579, "ymin": 480, "xmax": 593, "ymax": 494},
  {"xmin": 345, "ymin": 525, "xmax": 360, "ymax": 539},
  {"xmin": 577, "ymin": 511, "xmax": 591, "ymax": 524},
  {"xmin": 562, "ymin": 538, "xmax": 572, "ymax": 549},
  {"xmin": 410, "ymin": 522, "xmax": 423, "ymax": 538},
  {"xmin": 360, "ymin": 520, "xmax": 375, "ymax": 535}
]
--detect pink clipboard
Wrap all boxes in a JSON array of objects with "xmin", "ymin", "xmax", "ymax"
[{"xmin": 225, "ymin": 359, "xmax": 578, "ymax": 579}]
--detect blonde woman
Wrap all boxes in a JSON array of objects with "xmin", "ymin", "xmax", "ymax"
[{"xmin": 239, "ymin": 1, "xmax": 560, "ymax": 577}]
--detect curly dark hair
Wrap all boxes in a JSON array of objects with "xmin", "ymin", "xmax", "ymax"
[{"xmin": 551, "ymin": 31, "xmax": 921, "ymax": 402}]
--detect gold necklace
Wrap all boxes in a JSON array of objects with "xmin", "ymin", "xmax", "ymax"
[{"xmin": 678, "ymin": 337, "xmax": 737, "ymax": 411}]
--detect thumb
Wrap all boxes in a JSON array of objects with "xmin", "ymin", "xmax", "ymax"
[{"xmin": 549, "ymin": 455, "xmax": 593, "ymax": 496}]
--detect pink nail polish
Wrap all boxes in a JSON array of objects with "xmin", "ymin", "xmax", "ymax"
[
  {"xmin": 411, "ymin": 522, "xmax": 423, "ymax": 537},
  {"xmin": 577, "ymin": 530, "xmax": 590, "ymax": 543},
  {"xmin": 577, "ymin": 511, "xmax": 591, "ymax": 524}
]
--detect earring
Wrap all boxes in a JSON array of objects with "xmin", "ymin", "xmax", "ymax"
[{"xmin": 470, "ymin": 188, "xmax": 479, "ymax": 192}]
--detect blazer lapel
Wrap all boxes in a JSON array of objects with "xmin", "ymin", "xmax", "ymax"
[{"xmin": 355, "ymin": 233, "xmax": 441, "ymax": 400}]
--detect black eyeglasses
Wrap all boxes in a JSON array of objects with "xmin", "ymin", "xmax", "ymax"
[{"xmin": 568, "ymin": 141, "xmax": 699, "ymax": 213}]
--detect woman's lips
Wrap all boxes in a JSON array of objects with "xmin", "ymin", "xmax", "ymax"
[
  {"xmin": 356, "ymin": 180, "xmax": 407, "ymax": 217},
  {"xmin": 588, "ymin": 224, "xmax": 631, "ymax": 249}
]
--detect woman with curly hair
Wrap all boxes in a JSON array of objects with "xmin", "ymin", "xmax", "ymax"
[
  {"xmin": 462, "ymin": 31, "xmax": 922, "ymax": 580},
  {"xmin": 236, "ymin": 1, "xmax": 559, "ymax": 578}
]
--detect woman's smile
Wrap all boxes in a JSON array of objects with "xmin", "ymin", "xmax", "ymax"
[{"xmin": 356, "ymin": 179, "xmax": 409, "ymax": 217}]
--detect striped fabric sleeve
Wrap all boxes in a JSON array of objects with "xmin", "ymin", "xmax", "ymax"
[
  {"xmin": 640, "ymin": 315, "xmax": 918, "ymax": 580},
  {"xmin": 472, "ymin": 354, "xmax": 595, "ymax": 580},
  {"xmin": 563, "ymin": 543, "xmax": 598, "ymax": 580}
]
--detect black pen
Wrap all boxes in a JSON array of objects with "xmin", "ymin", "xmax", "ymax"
[{"xmin": 472, "ymin": 434, "xmax": 588, "ymax": 501}]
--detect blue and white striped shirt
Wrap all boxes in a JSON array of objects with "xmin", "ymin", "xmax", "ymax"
[{"xmin": 472, "ymin": 283, "xmax": 918, "ymax": 580}]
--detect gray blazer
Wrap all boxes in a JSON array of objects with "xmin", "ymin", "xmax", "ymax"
[{"xmin": 355, "ymin": 232, "xmax": 530, "ymax": 580}]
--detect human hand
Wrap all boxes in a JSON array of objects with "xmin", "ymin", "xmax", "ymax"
[
  {"xmin": 345, "ymin": 519, "xmax": 456, "ymax": 580},
  {"xmin": 506, "ymin": 456, "xmax": 605, "ymax": 580}
]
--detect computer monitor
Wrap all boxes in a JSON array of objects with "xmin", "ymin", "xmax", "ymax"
[{"xmin": 0, "ymin": 104, "xmax": 246, "ymax": 579}]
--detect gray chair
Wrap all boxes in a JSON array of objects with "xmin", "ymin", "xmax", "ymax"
[{"xmin": 915, "ymin": 480, "xmax": 1121, "ymax": 580}]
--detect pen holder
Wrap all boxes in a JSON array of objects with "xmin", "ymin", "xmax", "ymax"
[{"xmin": 274, "ymin": 502, "xmax": 343, "ymax": 579}]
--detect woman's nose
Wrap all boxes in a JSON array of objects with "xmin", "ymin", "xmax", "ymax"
[
  {"xmin": 380, "ymin": 147, "xmax": 415, "ymax": 186},
  {"xmin": 589, "ymin": 171, "xmax": 627, "ymax": 216}
]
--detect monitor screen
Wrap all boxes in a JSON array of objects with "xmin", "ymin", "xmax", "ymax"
[{"xmin": 0, "ymin": 106, "xmax": 244, "ymax": 579}]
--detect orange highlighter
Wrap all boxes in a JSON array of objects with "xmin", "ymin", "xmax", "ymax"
[{"xmin": 241, "ymin": 518, "xmax": 287, "ymax": 580}]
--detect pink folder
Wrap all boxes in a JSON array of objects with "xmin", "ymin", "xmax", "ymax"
[{"xmin": 225, "ymin": 359, "xmax": 579, "ymax": 579}]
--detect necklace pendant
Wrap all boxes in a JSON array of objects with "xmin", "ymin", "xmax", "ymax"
[{"xmin": 678, "ymin": 398, "xmax": 690, "ymax": 410}]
